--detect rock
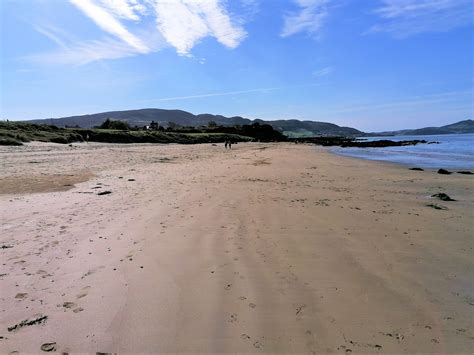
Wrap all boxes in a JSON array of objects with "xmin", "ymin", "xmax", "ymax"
[
  {"xmin": 409, "ymin": 168, "xmax": 424, "ymax": 171},
  {"xmin": 437, "ymin": 169, "xmax": 451, "ymax": 175},
  {"xmin": 40, "ymin": 342, "xmax": 56, "ymax": 352},
  {"xmin": 289, "ymin": 137, "xmax": 430, "ymax": 147},
  {"xmin": 432, "ymin": 193, "xmax": 456, "ymax": 201},
  {"xmin": 97, "ymin": 191, "xmax": 112, "ymax": 196}
]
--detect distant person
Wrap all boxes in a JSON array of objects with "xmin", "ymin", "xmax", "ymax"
[
  {"xmin": 225, "ymin": 141, "xmax": 228, "ymax": 149},
  {"xmin": 86, "ymin": 134, "xmax": 89, "ymax": 143},
  {"xmin": 228, "ymin": 141, "xmax": 232, "ymax": 149}
]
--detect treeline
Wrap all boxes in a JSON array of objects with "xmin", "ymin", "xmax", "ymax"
[{"xmin": 94, "ymin": 118, "xmax": 286, "ymax": 142}]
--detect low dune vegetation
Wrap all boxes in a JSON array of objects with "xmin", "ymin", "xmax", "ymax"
[{"xmin": 0, "ymin": 120, "xmax": 286, "ymax": 145}]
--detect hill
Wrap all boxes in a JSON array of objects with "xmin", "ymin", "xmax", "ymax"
[
  {"xmin": 22, "ymin": 108, "xmax": 363, "ymax": 137},
  {"xmin": 369, "ymin": 119, "xmax": 474, "ymax": 136},
  {"xmin": 18, "ymin": 110, "xmax": 472, "ymax": 137}
]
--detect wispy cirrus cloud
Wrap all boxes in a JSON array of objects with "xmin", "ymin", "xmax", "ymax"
[
  {"xmin": 312, "ymin": 66, "xmax": 334, "ymax": 77},
  {"xmin": 29, "ymin": 0, "xmax": 248, "ymax": 65},
  {"xmin": 98, "ymin": 0, "xmax": 148, "ymax": 21},
  {"xmin": 369, "ymin": 0, "xmax": 474, "ymax": 37},
  {"xmin": 139, "ymin": 82, "xmax": 325, "ymax": 103},
  {"xmin": 70, "ymin": 0, "xmax": 149, "ymax": 52},
  {"xmin": 281, "ymin": 0, "xmax": 331, "ymax": 38}
]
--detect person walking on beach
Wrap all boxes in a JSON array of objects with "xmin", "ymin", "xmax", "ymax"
[
  {"xmin": 228, "ymin": 140, "xmax": 232, "ymax": 149},
  {"xmin": 225, "ymin": 141, "xmax": 228, "ymax": 149}
]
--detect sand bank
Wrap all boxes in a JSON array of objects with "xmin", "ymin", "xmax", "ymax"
[{"xmin": 1, "ymin": 142, "xmax": 472, "ymax": 353}]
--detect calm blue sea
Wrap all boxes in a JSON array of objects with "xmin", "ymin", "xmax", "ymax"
[{"xmin": 331, "ymin": 133, "xmax": 474, "ymax": 170}]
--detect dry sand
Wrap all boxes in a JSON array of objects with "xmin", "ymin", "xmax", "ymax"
[{"xmin": 0, "ymin": 142, "xmax": 472, "ymax": 353}]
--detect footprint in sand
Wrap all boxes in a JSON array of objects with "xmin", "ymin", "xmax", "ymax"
[
  {"xmin": 77, "ymin": 286, "xmax": 91, "ymax": 299},
  {"xmin": 15, "ymin": 293, "xmax": 28, "ymax": 299},
  {"xmin": 249, "ymin": 303, "xmax": 256, "ymax": 308},
  {"xmin": 40, "ymin": 342, "xmax": 56, "ymax": 352},
  {"xmin": 229, "ymin": 313, "xmax": 238, "ymax": 323},
  {"xmin": 62, "ymin": 302, "xmax": 76, "ymax": 309}
]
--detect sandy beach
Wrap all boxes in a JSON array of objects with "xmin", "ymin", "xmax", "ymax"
[{"xmin": 0, "ymin": 142, "xmax": 472, "ymax": 353}]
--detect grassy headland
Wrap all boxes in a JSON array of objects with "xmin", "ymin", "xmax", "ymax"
[{"xmin": 0, "ymin": 120, "xmax": 287, "ymax": 145}]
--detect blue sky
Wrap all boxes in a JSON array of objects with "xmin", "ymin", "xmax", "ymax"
[{"xmin": 1, "ymin": 0, "xmax": 473, "ymax": 131}]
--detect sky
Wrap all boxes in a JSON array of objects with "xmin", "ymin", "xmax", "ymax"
[{"xmin": 1, "ymin": 0, "xmax": 473, "ymax": 131}]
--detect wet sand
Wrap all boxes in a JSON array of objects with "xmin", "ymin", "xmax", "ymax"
[{"xmin": 0, "ymin": 142, "xmax": 473, "ymax": 353}]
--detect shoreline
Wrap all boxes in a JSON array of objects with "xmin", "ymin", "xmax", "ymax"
[
  {"xmin": 1, "ymin": 142, "xmax": 473, "ymax": 353},
  {"xmin": 327, "ymin": 133, "xmax": 474, "ymax": 171},
  {"xmin": 328, "ymin": 147, "xmax": 474, "ymax": 172}
]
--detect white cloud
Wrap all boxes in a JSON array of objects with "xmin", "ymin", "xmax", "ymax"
[
  {"xmin": 151, "ymin": 0, "xmax": 246, "ymax": 55},
  {"xmin": 69, "ymin": 0, "xmax": 149, "ymax": 52},
  {"xmin": 369, "ymin": 0, "xmax": 474, "ymax": 37},
  {"xmin": 31, "ymin": 0, "xmax": 247, "ymax": 64},
  {"xmin": 28, "ymin": 37, "xmax": 154, "ymax": 65},
  {"xmin": 98, "ymin": 0, "xmax": 148, "ymax": 21},
  {"xmin": 281, "ymin": 0, "xmax": 331, "ymax": 38},
  {"xmin": 312, "ymin": 66, "xmax": 334, "ymax": 77},
  {"xmin": 34, "ymin": 25, "xmax": 69, "ymax": 50}
]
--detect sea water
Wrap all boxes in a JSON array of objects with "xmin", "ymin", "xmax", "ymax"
[{"xmin": 331, "ymin": 133, "xmax": 474, "ymax": 170}]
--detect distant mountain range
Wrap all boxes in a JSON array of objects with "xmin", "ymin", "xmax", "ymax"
[
  {"xmin": 22, "ymin": 108, "xmax": 363, "ymax": 136},
  {"xmin": 368, "ymin": 119, "xmax": 474, "ymax": 136},
  {"xmin": 21, "ymin": 109, "xmax": 473, "ymax": 137}
]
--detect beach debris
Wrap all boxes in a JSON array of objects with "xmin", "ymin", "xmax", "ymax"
[
  {"xmin": 295, "ymin": 304, "xmax": 306, "ymax": 316},
  {"xmin": 97, "ymin": 191, "xmax": 112, "ymax": 196},
  {"xmin": 1, "ymin": 245, "xmax": 13, "ymax": 249},
  {"xmin": 409, "ymin": 167, "xmax": 424, "ymax": 171},
  {"xmin": 432, "ymin": 193, "xmax": 456, "ymax": 201},
  {"xmin": 40, "ymin": 342, "xmax": 56, "ymax": 352},
  {"xmin": 457, "ymin": 171, "xmax": 473, "ymax": 175},
  {"xmin": 426, "ymin": 204, "xmax": 448, "ymax": 210},
  {"xmin": 437, "ymin": 169, "xmax": 452, "ymax": 175},
  {"xmin": 8, "ymin": 315, "xmax": 48, "ymax": 332},
  {"xmin": 128, "ymin": 178, "xmax": 135, "ymax": 181}
]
